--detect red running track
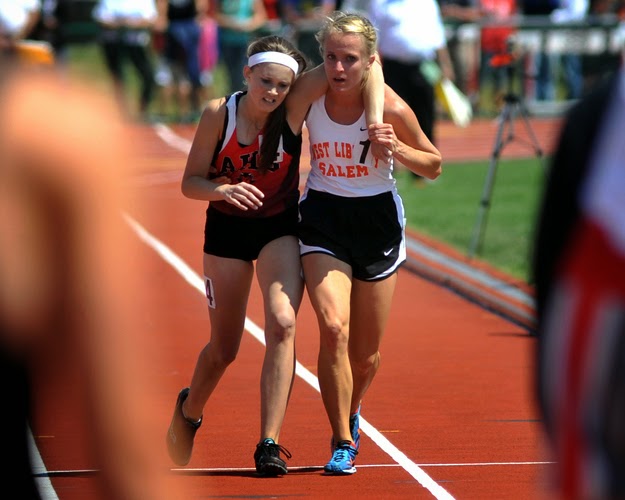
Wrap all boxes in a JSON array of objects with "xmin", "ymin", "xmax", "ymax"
[{"xmin": 30, "ymin": 117, "xmax": 564, "ymax": 499}]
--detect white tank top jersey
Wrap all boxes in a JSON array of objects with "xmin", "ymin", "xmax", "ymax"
[{"xmin": 304, "ymin": 95, "xmax": 398, "ymax": 198}]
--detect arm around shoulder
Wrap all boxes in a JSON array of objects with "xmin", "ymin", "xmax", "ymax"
[
  {"xmin": 286, "ymin": 64, "xmax": 328, "ymax": 134},
  {"xmin": 373, "ymin": 86, "xmax": 442, "ymax": 180}
]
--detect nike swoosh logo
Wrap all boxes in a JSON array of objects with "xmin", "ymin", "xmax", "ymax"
[
  {"xmin": 360, "ymin": 127, "xmax": 367, "ymax": 131},
  {"xmin": 383, "ymin": 248, "xmax": 393, "ymax": 256}
]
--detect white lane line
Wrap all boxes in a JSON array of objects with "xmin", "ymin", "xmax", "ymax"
[
  {"xmin": 153, "ymin": 123, "xmax": 192, "ymax": 152},
  {"xmin": 30, "ymin": 428, "xmax": 59, "ymax": 499},
  {"xmin": 125, "ymin": 211, "xmax": 454, "ymax": 499},
  {"xmin": 150, "ymin": 123, "xmax": 455, "ymax": 497},
  {"xmin": 35, "ymin": 460, "xmax": 555, "ymax": 478}
]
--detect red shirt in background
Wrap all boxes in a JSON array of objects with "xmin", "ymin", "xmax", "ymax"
[{"xmin": 480, "ymin": 0, "xmax": 517, "ymax": 54}]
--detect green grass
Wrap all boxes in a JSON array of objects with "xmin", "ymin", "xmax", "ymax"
[
  {"xmin": 66, "ymin": 43, "xmax": 546, "ymax": 282},
  {"xmin": 396, "ymin": 157, "xmax": 547, "ymax": 282}
]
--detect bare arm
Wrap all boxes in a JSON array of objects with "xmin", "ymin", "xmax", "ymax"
[
  {"xmin": 285, "ymin": 64, "xmax": 329, "ymax": 134},
  {"xmin": 368, "ymin": 85, "xmax": 442, "ymax": 180},
  {"xmin": 364, "ymin": 55, "xmax": 385, "ymax": 126},
  {"xmin": 182, "ymin": 98, "xmax": 265, "ymax": 211},
  {"xmin": 248, "ymin": 0, "xmax": 269, "ymax": 31},
  {"xmin": 363, "ymin": 55, "xmax": 392, "ymax": 162},
  {"xmin": 286, "ymin": 57, "xmax": 385, "ymax": 138},
  {"xmin": 155, "ymin": 0, "xmax": 169, "ymax": 31},
  {"xmin": 436, "ymin": 45, "xmax": 455, "ymax": 82},
  {"xmin": 195, "ymin": 0, "xmax": 209, "ymax": 19}
]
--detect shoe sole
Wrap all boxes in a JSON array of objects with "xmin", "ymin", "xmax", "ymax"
[
  {"xmin": 257, "ymin": 462, "xmax": 288, "ymax": 476},
  {"xmin": 166, "ymin": 424, "xmax": 191, "ymax": 466},
  {"xmin": 323, "ymin": 465, "xmax": 357, "ymax": 475},
  {"xmin": 166, "ymin": 387, "xmax": 199, "ymax": 466}
]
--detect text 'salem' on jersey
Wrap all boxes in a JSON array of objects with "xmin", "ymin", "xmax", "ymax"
[{"xmin": 310, "ymin": 138, "xmax": 381, "ymax": 178}]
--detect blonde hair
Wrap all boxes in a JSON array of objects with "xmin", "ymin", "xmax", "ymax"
[{"xmin": 315, "ymin": 11, "xmax": 378, "ymax": 60}]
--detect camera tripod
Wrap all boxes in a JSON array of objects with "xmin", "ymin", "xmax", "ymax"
[{"xmin": 467, "ymin": 81, "xmax": 545, "ymax": 259}]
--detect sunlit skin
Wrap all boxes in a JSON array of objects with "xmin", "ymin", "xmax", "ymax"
[
  {"xmin": 241, "ymin": 62, "xmax": 295, "ymax": 119},
  {"xmin": 320, "ymin": 31, "xmax": 442, "ymax": 178},
  {"xmin": 321, "ymin": 33, "xmax": 395, "ymax": 163},
  {"xmin": 178, "ymin": 59, "xmax": 307, "ymax": 446},
  {"xmin": 304, "ymin": 27, "xmax": 443, "ymax": 454},
  {"xmin": 181, "ymin": 61, "xmax": 297, "ymax": 213},
  {"xmin": 323, "ymin": 32, "xmax": 375, "ymax": 97}
]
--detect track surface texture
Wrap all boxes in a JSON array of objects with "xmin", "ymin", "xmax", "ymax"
[{"xmin": 31, "ymin": 116, "xmax": 564, "ymax": 500}]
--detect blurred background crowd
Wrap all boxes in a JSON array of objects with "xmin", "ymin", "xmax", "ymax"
[{"xmin": 2, "ymin": 0, "xmax": 624, "ymax": 123}]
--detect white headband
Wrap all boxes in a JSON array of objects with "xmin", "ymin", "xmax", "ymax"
[{"xmin": 248, "ymin": 51, "xmax": 300, "ymax": 75}]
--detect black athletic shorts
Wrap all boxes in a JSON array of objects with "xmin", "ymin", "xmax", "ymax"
[
  {"xmin": 298, "ymin": 189, "xmax": 406, "ymax": 281},
  {"xmin": 203, "ymin": 203, "xmax": 298, "ymax": 261}
]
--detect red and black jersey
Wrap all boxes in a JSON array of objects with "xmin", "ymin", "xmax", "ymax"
[{"xmin": 208, "ymin": 91, "xmax": 302, "ymax": 218}]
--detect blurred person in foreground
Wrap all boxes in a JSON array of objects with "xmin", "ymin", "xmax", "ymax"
[
  {"xmin": 0, "ymin": 37, "xmax": 189, "ymax": 500},
  {"xmin": 532, "ymin": 57, "xmax": 625, "ymax": 499}
]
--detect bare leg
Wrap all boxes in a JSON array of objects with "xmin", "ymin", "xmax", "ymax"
[
  {"xmin": 256, "ymin": 236, "xmax": 304, "ymax": 442},
  {"xmin": 182, "ymin": 253, "xmax": 253, "ymax": 421},
  {"xmin": 302, "ymin": 253, "xmax": 353, "ymax": 443},
  {"xmin": 349, "ymin": 273, "xmax": 397, "ymax": 413}
]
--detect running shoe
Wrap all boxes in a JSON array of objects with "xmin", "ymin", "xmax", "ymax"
[
  {"xmin": 166, "ymin": 387, "xmax": 202, "ymax": 466},
  {"xmin": 253, "ymin": 438, "xmax": 292, "ymax": 476},
  {"xmin": 324, "ymin": 440, "xmax": 358, "ymax": 475},
  {"xmin": 330, "ymin": 404, "xmax": 361, "ymax": 455}
]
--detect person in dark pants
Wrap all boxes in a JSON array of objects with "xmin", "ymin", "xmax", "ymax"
[
  {"xmin": 369, "ymin": 0, "xmax": 455, "ymax": 182},
  {"xmin": 93, "ymin": 0, "xmax": 158, "ymax": 120},
  {"xmin": 156, "ymin": 0, "xmax": 207, "ymax": 120}
]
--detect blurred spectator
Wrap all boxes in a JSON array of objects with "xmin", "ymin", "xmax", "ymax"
[
  {"xmin": 211, "ymin": 0, "xmax": 268, "ymax": 92},
  {"xmin": 369, "ymin": 0, "xmax": 455, "ymax": 182},
  {"xmin": 197, "ymin": 14, "xmax": 218, "ymax": 100},
  {"xmin": 438, "ymin": 0, "xmax": 482, "ymax": 101},
  {"xmin": 152, "ymin": 14, "xmax": 216, "ymax": 122},
  {"xmin": 0, "ymin": 0, "xmax": 41, "ymax": 42},
  {"xmin": 551, "ymin": 0, "xmax": 589, "ymax": 100},
  {"xmin": 152, "ymin": 27, "xmax": 191, "ymax": 120},
  {"xmin": 520, "ymin": 0, "xmax": 588, "ymax": 101},
  {"xmin": 519, "ymin": 0, "xmax": 558, "ymax": 100},
  {"xmin": 340, "ymin": 0, "xmax": 371, "ymax": 14},
  {"xmin": 532, "ymin": 61, "xmax": 625, "ymax": 500},
  {"xmin": 260, "ymin": 0, "xmax": 284, "ymax": 34},
  {"xmin": 479, "ymin": 0, "xmax": 518, "ymax": 112},
  {"xmin": 155, "ymin": 0, "xmax": 207, "ymax": 121},
  {"xmin": 0, "ymin": 43, "xmax": 191, "ymax": 500},
  {"xmin": 581, "ymin": 0, "xmax": 623, "ymax": 93},
  {"xmin": 93, "ymin": 0, "xmax": 158, "ymax": 120},
  {"xmin": 31, "ymin": 0, "xmax": 72, "ymax": 64},
  {"xmin": 282, "ymin": 0, "xmax": 336, "ymax": 65}
]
